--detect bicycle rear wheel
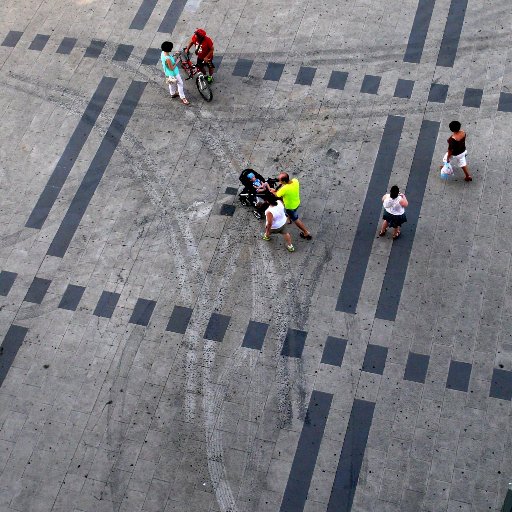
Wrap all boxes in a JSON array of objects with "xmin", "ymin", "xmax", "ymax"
[{"xmin": 196, "ymin": 74, "xmax": 213, "ymax": 102}]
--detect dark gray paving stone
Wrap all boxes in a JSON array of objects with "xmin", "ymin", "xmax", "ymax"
[
  {"xmin": 362, "ymin": 344, "xmax": 388, "ymax": 375},
  {"xmin": 295, "ymin": 66, "xmax": 316, "ymax": 86},
  {"xmin": 489, "ymin": 368, "xmax": 512, "ymax": 400},
  {"xmin": 376, "ymin": 120, "xmax": 440, "ymax": 321},
  {"xmin": 502, "ymin": 488, "xmax": 512, "ymax": 511},
  {"xmin": 336, "ymin": 115, "xmax": 405, "ymax": 314},
  {"xmin": 113, "ymin": 44, "xmax": 134, "ymax": 62},
  {"xmin": 327, "ymin": 70, "xmax": 348, "ymax": 90},
  {"xmin": 46, "ymin": 80, "xmax": 146, "ymax": 257},
  {"xmin": 93, "ymin": 291, "xmax": 120, "ymax": 318},
  {"xmin": 24, "ymin": 277, "xmax": 52, "ymax": 304},
  {"xmin": 166, "ymin": 306, "xmax": 192, "ymax": 334},
  {"xmin": 213, "ymin": 54, "xmax": 223, "ymax": 69},
  {"xmin": 280, "ymin": 480, "xmax": 307, "ymax": 512},
  {"xmin": 220, "ymin": 204, "xmax": 236, "ymax": 216},
  {"xmin": 129, "ymin": 298, "xmax": 157, "ymax": 326},
  {"xmin": 28, "ymin": 34, "xmax": 50, "ymax": 51},
  {"xmin": 360, "ymin": 74, "xmax": 381, "ymax": 94},
  {"xmin": 0, "ymin": 325, "xmax": 29, "ymax": 387},
  {"xmin": 204, "ymin": 313, "xmax": 230, "ymax": 342},
  {"xmin": 26, "ymin": 76, "xmax": 117, "ymax": 230},
  {"xmin": 84, "ymin": 39, "xmax": 106, "ymax": 58},
  {"xmin": 56, "ymin": 37, "xmax": 77, "ymax": 54},
  {"xmin": 446, "ymin": 361, "xmax": 472, "ymax": 392},
  {"xmin": 404, "ymin": 0, "xmax": 435, "ymax": 63},
  {"xmin": 129, "ymin": 0, "xmax": 159, "ymax": 30},
  {"xmin": 404, "ymin": 352, "xmax": 429, "ymax": 383},
  {"xmin": 428, "ymin": 83, "xmax": 449, "ymax": 103},
  {"xmin": 224, "ymin": 187, "xmax": 238, "ymax": 195},
  {"xmin": 321, "ymin": 336, "xmax": 347, "ymax": 366},
  {"xmin": 58, "ymin": 284, "xmax": 85, "ymax": 311},
  {"xmin": 281, "ymin": 328, "xmax": 307, "ymax": 358},
  {"xmin": 242, "ymin": 321, "xmax": 269, "ymax": 350},
  {"xmin": 327, "ymin": 399, "xmax": 375, "ymax": 512},
  {"xmin": 1, "ymin": 31, "xmax": 23, "ymax": 47},
  {"xmin": 158, "ymin": 0, "xmax": 187, "ymax": 33},
  {"xmin": 0, "ymin": 271, "xmax": 17, "ymax": 296},
  {"xmin": 263, "ymin": 62, "xmax": 285, "ymax": 81},
  {"xmin": 394, "ymin": 79, "xmax": 415, "ymax": 99},
  {"xmin": 232, "ymin": 58, "xmax": 253, "ymax": 77},
  {"xmin": 142, "ymin": 48, "xmax": 160, "ymax": 65},
  {"xmin": 280, "ymin": 391, "xmax": 333, "ymax": 512},
  {"xmin": 436, "ymin": 0, "xmax": 468, "ymax": 67},
  {"xmin": 462, "ymin": 88, "xmax": 483, "ymax": 108},
  {"xmin": 498, "ymin": 92, "xmax": 512, "ymax": 112}
]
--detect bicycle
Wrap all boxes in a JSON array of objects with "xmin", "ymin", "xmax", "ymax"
[{"xmin": 174, "ymin": 50, "xmax": 213, "ymax": 102}]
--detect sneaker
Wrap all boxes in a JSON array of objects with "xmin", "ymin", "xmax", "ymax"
[
  {"xmin": 262, "ymin": 234, "xmax": 271, "ymax": 241},
  {"xmin": 287, "ymin": 244, "xmax": 295, "ymax": 252},
  {"xmin": 207, "ymin": 75, "xmax": 214, "ymax": 83}
]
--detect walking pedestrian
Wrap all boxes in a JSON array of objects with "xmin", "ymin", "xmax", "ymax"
[
  {"xmin": 440, "ymin": 120, "xmax": 472, "ymax": 181},
  {"xmin": 160, "ymin": 41, "xmax": 189, "ymax": 105},
  {"xmin": 261, "ymin": 195, "xmax": 295, "ymax": 252},
  {"xmin": 379, "ymin": 185, "xmax": 408, "ymax": 240},
  {"xmin": 271, "ymin": 172, "xmax": 312, "ymax": 240}
]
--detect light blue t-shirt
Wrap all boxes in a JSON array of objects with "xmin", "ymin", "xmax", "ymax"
[{"xmin": 161, "ymin": 52, "xmax": 179, "ymax": 77}]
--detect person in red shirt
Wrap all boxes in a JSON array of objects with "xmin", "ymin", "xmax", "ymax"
[{"xmin": 185, "ymin": 29, "xmax": 215, "ymax": 83}]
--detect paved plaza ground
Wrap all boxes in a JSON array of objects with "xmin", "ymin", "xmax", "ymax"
[{"xmin": 1, "ymin": 0, "xmax": 512, "ymax": 510}]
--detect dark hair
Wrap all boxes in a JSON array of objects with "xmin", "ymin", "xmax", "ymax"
[
  {"xmin": 279, "ymin": 172, "xmax": 290, "ymax": 183},
  {"xmin": 161, "ymin": 41, "xmax": 174, "ymax": 52},
  {"xmin": 390, "ymin": 185, "xmax": 399, "ymax": 199},
  {"xmin": 265, "ymin": 192, "xmax": 278, "ymax": 205},
  {"xmin": 449, "ymin": 121, "xmax": 461, "ymax": 132}
]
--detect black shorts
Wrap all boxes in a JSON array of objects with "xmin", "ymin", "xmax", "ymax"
[
  {"xmin": 196, "ymin": 58, "xmax": 215, "ymax": 71},
  {"xmin": 383, "ymin": 211, "xmax": 407, "ymax": 228}
]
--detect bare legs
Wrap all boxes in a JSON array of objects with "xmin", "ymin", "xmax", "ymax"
[
  {"xmin": 461, "ymin": 165, "xmax": 472, "ymax": 181},
  {"xmin": 379, "ymin": 220, "xmax": 388, "ymax": 236},
  {"xmin": 294, "ymin": 219, "xmax": 311, "ymax": 237},
  {"xmin": 379, "ymin": 220, "xmax": 400, "ymax": 239},
  {"xmin": 263, "ymin": 231, "xmax": 294, "ymax": 251},
  {"xmin": 439, "ymin": 159, "xmax": 472, "ymax": 181}
]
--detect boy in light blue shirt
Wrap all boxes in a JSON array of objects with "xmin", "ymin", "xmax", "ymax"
[{"xmin": 247, "ymin": 172, "xmax": 271, "ymax": 193}]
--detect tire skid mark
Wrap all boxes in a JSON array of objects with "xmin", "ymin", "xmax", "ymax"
[{"xmin": 3, "ymin": 54, "xmax": 329, "ymax": 512}]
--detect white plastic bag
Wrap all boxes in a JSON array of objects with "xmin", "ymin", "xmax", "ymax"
[{"xmin": 440, "ymin": 162, "xmax": 453, "ymax": 179}]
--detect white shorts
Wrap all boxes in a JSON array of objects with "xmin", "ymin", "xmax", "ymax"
[{"xmin": 443, "ymin": 151, "xmax": 467, "ymax": 167}]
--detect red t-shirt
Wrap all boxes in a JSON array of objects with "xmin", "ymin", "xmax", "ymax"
[{"xmin": 191, "ymin": 34, "xmax": 214, "ymax": 59}]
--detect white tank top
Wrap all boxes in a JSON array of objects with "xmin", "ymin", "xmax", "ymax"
[
  {"xmin": 266, "ymin": 201, "xmax": 287, "ymax": 229},
  {"xmin": 383, "ymin": 195, "xmax": 405, "ymax": 215}
]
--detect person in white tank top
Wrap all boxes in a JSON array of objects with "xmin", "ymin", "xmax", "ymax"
[
  {"xmin": 379, "ymin": 185, "xmax": 408, "ymax": 240},
  {"xmin": 261, "ymin": 195, "xmax": 295, "ymax": 252}
]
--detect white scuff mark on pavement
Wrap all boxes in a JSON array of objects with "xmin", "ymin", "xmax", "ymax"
[
  {"xmin": 185, "ymin": 200, "xmax": 213, "ymax": 220},
  {"xmin": 184, "ymin": 0, "xmax": 203, "ymax": 12},
  {"xmin": 3, "ymin": 56, "xmax": 309, "ymax": 512},
  {"xmin": 0, "ymin": 163, "xmax": 7, "ymax": 185}
]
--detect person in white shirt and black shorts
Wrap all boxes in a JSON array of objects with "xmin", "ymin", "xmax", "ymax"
[
  {"xmin": 379, "ymin": 185, "xmax": 408, "ymax": 240},
  {"xmin": 261, "ymin": 194, "xmax": 295, "ymax": 252}
]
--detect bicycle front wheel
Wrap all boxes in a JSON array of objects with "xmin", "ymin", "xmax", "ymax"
[{"xmin": 196, "ymin": 74, "xmax": 213, "ymax": 102}]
